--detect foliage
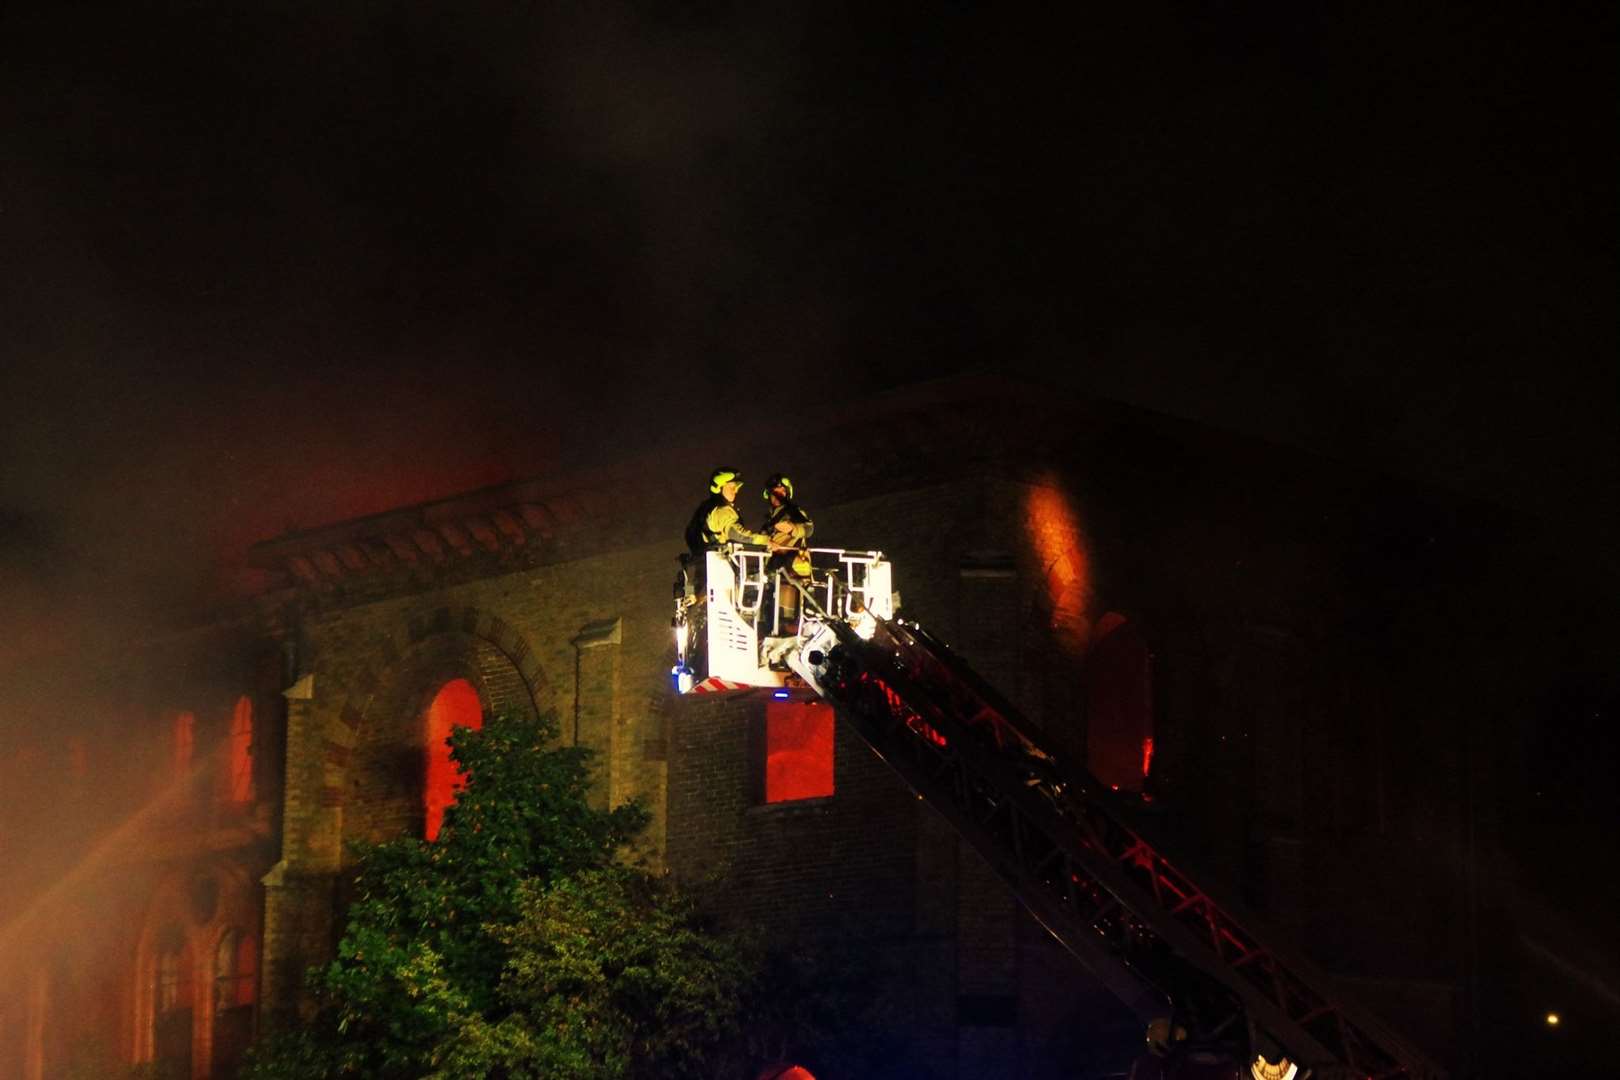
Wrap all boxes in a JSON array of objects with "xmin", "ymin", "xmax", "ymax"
[
  {"xmin": 246, "ymin": 711, "xmax": 657, "ymax": 1079},
  {"xmin": 245, "ymin": 709, "xmax": 890, "ymax": 1079},
  {"xmin": 431, "ymin": 867, "xmax": 752, "ymax": 1080}
]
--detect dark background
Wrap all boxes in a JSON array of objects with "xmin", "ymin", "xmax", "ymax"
[
  {"xmin": 2, "ymin": 3, "xmax": 1613, "ymax": 642},
  {"xmin": 1, "ymin": 2, "xmax": 1615, "ymax": 1070}
]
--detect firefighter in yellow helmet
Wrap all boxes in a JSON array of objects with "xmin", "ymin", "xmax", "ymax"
[
  {"xmin": 676, "ymin": 469, "xmax": 771, "ymax": 681},
  {"xmin": 761, "ymin": 473, "xmax": 813, "ymax": 632},
  {"xmin": 685, "ymin": 468, "xmax": 770, "ymax": 555}
]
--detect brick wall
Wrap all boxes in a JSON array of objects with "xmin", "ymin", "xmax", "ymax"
[{"xmin": 250, "ymin": 397, "xmax": 1516, "ymax": 1067}]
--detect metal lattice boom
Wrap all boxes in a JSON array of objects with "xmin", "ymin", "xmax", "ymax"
[{"xmin": 805, "ymin": 616, "xmax": 1446, "ymax": 1080}]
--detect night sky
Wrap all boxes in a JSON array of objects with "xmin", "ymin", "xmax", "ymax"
[
  {"xmin": 1, "ymin": 6, "xmax": 1618, "ymax": 1069},
  {"xmin": 1, "ymin": 6, "xmax": 1613, "ymax": 671}
]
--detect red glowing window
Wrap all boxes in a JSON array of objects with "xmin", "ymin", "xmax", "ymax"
[
  {"xmin": 227, "ymin": 696, "xmax": 254, "ymax": 805},
  {"xmin": 424, "ymin": 678, "xmax": 484, "ymax": 841},
  {"xmin": 172, "ymin": 712, "xmax": 195, "ymax": 780},
  {"xmin": 213, "ymin": 929, "xmax": 257, "ymax": 1009},
  {"xmin": 761, "ymin": 701, "xmax": 835, "ymax": 803}
]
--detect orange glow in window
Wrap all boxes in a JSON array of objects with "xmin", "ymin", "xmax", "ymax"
[
  {"xmin": 1024, "ymin": 482, "xmax": 1090, "ymax": 639},
  {"xmin": 228, "ymin": 696, "xmax": 254, "ymax": 804},
  {"xmin": 765, "ymin": 701, "xmax": 835, "ymax": 803},
  {"xmin": 1142, "ymin": 736, "xmax": 1155, "ymax": 778},
  {"xmin": 424, "ymin": 678, "xmax": 483, "ymax": 841}
]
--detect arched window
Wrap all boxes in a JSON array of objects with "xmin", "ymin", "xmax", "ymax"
[
  {"xmin": 213, "ymin": 929, "xmax": 257, "ymax": 1010},
  {"xmin": 153, "ymin": 927, "xmax": 193, "ymax": 1073},
  {"xmin": 424, "ymin": 678, "xmax": 484, "ymax": 841},
  {"xmin": 226, "ymin": 696, "xmax": 254, "ymax": 805},
  {"xmin": 212, "ymin": 927, "xmax": 258, "ymax": 1073}
]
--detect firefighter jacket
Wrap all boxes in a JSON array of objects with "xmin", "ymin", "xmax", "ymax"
[
  {"xmin": 763, "ymin": 499, "xmax": 814, "ymax": 576},
  {"xmin": 685, "ymin": 494, "xmax": 768, "ymax": 555}
]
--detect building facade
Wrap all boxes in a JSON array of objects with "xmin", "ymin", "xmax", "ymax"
[{"xmin": 4, "ymin": 377, "xmax": 1598, "ymax": 1077}]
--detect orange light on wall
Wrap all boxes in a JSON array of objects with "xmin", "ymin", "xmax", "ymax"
[
  {"xmin": 1141, "ymin": 736, "xmax": 1155, "ymax": 779},
  {"xmin": 1024, "ymin": 482, "xmax": 1091, "ymax": 641},
  {"xmin": 227, "ymin": 696, "xmax": 254, "ymax": 804},
  {"xmin": 764, "ymin": 701, "xmax": 835, "ymax": 803},
  {"xmin": 424, "ymin": 678, "xmax": 484, "ymax": 841}
]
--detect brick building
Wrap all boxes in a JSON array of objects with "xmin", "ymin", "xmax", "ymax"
[{"xmin": 3, "ymin": 376, "xmax": 1603, "ymax": 1077}]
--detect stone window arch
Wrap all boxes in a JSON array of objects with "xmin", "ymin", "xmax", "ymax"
[{"xmin": 335, "ymin": 618, "xmax": 540, "ymax": 851}]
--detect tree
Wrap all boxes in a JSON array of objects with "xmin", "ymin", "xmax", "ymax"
[{"xmin": 245, "ymin": 711, "xmax": 749, "ymax": 1079}]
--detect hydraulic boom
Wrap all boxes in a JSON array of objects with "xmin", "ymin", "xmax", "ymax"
[{"xmin": 786, "ymin": 607, "xmax": 1446, "ymax": 1080}]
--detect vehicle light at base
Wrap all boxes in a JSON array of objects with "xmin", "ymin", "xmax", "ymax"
[{"xmin": 1250, "ymin": 1056, "xmax": 1297, "ymax": 1080}]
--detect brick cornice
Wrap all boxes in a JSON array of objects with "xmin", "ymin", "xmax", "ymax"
[{"xmin": 245, "ymin": 376, "xmax": 1115, "ymax": 603}]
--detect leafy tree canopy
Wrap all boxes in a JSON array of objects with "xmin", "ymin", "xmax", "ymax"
[{"xmin": 244, "ymin": 711, "xmax": 753, "ymax": 1079}]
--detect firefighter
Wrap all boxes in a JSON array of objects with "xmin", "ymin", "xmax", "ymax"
[
  {"xmin": 676, "ymin": 469, "xmax": 771, "ymax": 681},
  {"xmin": 686, "ymin": 467, "xmax": 770, "ymax": 555},
  {"xmin": 761, "ymin": 473, "xmax": 813, "ymax": 633}
]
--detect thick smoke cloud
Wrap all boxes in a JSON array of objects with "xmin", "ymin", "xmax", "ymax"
[{"xmin": 1, "ymin": 2, "xmax": 1614, "ymax": 680}]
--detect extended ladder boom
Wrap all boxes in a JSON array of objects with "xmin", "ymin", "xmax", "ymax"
[{"xmin": 789, "ymin": 613, "xmax": 1446, "ymax": 1080}]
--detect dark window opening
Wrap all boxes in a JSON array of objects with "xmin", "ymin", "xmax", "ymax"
[
  {"xmin": 1085, "ymin": 614, "xmax": 1153, "ymax": 793},
  {"xmin": 154, "ymin": 928, "xmax": 193, "ymax": 1073},
  {"xmin": 213, "ymin": 929, "xmax": 257, "ymax": 1074}
]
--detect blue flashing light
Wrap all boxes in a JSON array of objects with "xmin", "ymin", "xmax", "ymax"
[{"xmin": 772, "ymin": 690, "xmax": 790, "ymax": 699}]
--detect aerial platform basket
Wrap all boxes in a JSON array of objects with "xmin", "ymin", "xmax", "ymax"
[{"xmin": 672, "ymin": 546, "xmax": 895, "ymax": 693}]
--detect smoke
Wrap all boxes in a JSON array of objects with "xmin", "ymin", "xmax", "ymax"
[{"xmin": 0, "ymin": 2, "xmax": 814, "ymax": 672}]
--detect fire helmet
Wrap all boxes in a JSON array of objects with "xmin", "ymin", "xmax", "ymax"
[
  {"xmin": 709, "ymin": 468, "xmax": 742, "ymax": 493},
  {"xmin": 763, "ymin": 473, "xmax": 794, "ymax": 500}
]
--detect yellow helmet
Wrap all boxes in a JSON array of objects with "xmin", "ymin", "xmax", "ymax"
[
  {"xmin": 763, "ymin": 473, "xmax": 794, "ymax": 500},
  {"xmin": 709, "ymin": 468, "xmax": 741, "ymax": 494}
]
